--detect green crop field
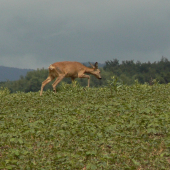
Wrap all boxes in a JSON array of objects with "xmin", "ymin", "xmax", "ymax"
[{"xmin": 1, "ymin": 81, "xmax": 170, "ymax": 169}]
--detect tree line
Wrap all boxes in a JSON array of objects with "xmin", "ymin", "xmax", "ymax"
[{"xmin": 1, "ymin": 56, "xmax": 170, "ymax": 93}]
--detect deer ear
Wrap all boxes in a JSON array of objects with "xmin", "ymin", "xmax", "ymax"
[
  {"xmin": 89, "ymin": 62, "xmax": 95, "ymax": 68},
  {"xmin": 94, "ymin": 62, "xmax": 98, "ymax": 69}
]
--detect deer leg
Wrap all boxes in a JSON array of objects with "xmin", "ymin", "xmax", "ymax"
[
  {"xmin": 78, "ymin": 74, "xmax": 90, "ymax": 87},
  {"xmin": 52, "ymin": 75, "xmax": 65, "ymax": 93},
  {"xmin": 40, "ymin": 76, "xmax": 53, "ymax": 96},
  {"xmin": 71, "ymin": 77, "xmax": 75, "ymax": 87}
]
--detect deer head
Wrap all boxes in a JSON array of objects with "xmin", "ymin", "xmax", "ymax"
[{"xmin": 89, "ymin": 62, "xmax": 101, "ymax": 79}]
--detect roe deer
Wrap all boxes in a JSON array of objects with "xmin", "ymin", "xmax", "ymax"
[{"xmin": 40, "ymin": 61, "xmax": 102, "ymax": 96}]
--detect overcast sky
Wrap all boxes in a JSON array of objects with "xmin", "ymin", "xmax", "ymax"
[{"xmin": 0, "ymin": 0, "xmax": 170, "ymax": 69}]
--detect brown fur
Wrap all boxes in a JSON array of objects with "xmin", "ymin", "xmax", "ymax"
[{"xmin": 40, "ymin": 61, "xmax": 102, "ymax": 96}]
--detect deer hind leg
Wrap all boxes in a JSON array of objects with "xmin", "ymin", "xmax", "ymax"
[
  {"xmin": 52, "ymin": 75, "xmax": 65, "ymax": 93},
  {"xmin": 71, "ymin": 77, "xmax": 76, "ymax": 87},
  {"xmin": 40, "ymin": 76, "xmax": 54, "ymax": 96}
]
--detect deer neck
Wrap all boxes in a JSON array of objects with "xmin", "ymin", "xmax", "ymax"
[{"xmin": 85, "ymin": 67, "xmax": 94, "ymax": 73}]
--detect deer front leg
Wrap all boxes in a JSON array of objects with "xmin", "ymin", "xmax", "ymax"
[{"xmin": 78, "ymin": 74, "xmax": 90, "ymax": 87}]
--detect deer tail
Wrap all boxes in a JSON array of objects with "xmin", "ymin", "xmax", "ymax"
[{"xmin": 49, "ymin": 64, "xmax": 55, "ymax": 70}]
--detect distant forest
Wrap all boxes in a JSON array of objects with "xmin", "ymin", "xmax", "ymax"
[{"xmin": 1, "ymin": 56, "xmax": 170, "ymax": 93}]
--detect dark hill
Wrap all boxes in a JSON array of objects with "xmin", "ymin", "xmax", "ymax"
[{"xmin": 0, "ymin": 66, "xmax": 33, "ymax": 82}]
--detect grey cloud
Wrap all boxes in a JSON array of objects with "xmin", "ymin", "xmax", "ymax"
[{"xmin": 0, "ymin": 0, "xmax": 170, "ymax": 69}]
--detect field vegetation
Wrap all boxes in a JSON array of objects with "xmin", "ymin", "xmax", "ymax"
[{"xmin": 1, "ymin": 79, "xmax": 170, "ymax": 169}]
